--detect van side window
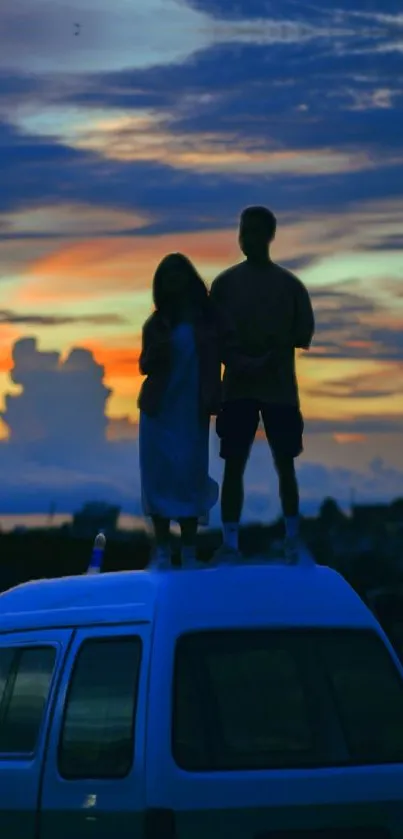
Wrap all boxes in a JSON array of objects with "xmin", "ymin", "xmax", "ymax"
[
  {"xmin": 321, "ymin": 632, "xmax": 403, "ymax": 764},
  {"xmin": 174, "ymin": 629, "xmax": 403, "ymax": 772},
  {"xmin": 59, "ymin": 637, "xmax": 142, "ymax": 779},
  {"xmin": 173, "ymin": 631, "xmax": 316, "ymax": 771},
  {"xmin": 0, "ymin": 647, "xmax": 56, "ymax": 754},
  {"xmin": 0, "ymin": 649, "xmax": 14, "ymax": 707}
]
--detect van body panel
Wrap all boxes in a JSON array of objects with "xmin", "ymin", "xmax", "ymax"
[
  {"xmin": 0, "ymin": 571, "xmax": 158, "ymax": 617},
  {"xmin": 0, "ymin": 603, "xmax": 152, "ymax": 634},
  {"xmin": 0, "ymin": 570, "xmax": 158, "ymax": 633},
  {"xmin": 146, "ymin": 592, "xmax": 403, "ymax": 837},
  {"xmin": 0, "ymin": 629, "xmax": 74, "ymax": 839},
  {"xmin": 0, "ymin": 564, "xmax": 403, "ymax": 837},
  {"xmin": 0, "ymin": 565, "xmax": 380, "ymax": 634},
  {"xmin": 153, "ymin": 565, "xmax": 380, "ymax": 642},
  {"xmin": 165, "ymin": 801, "xmax": 403, "ymax": 839},
  {"xmin": 38, "ymin": 623, "xmax": 150, "ymax": 839}
]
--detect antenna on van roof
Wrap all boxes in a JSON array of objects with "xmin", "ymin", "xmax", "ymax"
[{"xmin": 87, "ymin": 532, "xmax": 106, "ymax": 575}]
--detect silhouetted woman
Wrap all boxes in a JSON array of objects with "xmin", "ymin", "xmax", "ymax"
[{"xmin": 138, "ymin": 253, "xmax": 220, "ymax": 568}]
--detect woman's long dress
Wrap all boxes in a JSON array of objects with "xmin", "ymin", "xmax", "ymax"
[{"xmin": 139, "ymin": 321, "xmax": 218, "ymax": 521}]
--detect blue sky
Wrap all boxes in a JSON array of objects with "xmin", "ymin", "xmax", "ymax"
[{"xmin": 0, "ymin": 0, "xmax": 402, "ymax": 517}]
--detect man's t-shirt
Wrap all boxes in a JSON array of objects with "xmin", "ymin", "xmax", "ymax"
[{"xmin": 210, "ymin": 259, "xmax": 315, "ymax": 406}]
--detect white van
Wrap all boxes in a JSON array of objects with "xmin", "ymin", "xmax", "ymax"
[{"xmin": 0, "ymin": 559, "xmax": 403, "ymax": 838}]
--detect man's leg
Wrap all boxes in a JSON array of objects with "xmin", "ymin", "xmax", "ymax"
[
  {"xmin": 216, "ymin": 399, "xmax": 259, "ymax": 554},
  {"xmin": 262, "ymin": 404, "xmax": 303, "ymax": 561},
  {"xmin": 272, "ymin": 451, "xmax": 300, "ymax": 533},
  {"xmin": 272, "ymin": 452, "xmax": 301, "ymax": 562},
  {"xmin": 221, "ymin": 452, "xmax": 250, "ymax": 551}
]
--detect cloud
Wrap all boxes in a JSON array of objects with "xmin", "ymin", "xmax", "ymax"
[
  {"xmin": 0, "ymin": 119, "xmax": 102, "ymax": 217},
  {"xmin": 0, "ymin": 0, "xmax": 210, "ymax": 75},
  {"xmin": 0, "ymin": 0, "xmax": 383, "ymax": 78},
  {"xmin": 14, "ymin": 229, "xmax": 238, "ymax": 303},
  {"xmin": 0, "ymin": 309, "xmax": 126, "ymax": 327},
  {"xmin": 306, "ymin": 366, "xmax": 402, "ymax": 401},
  {"xmin": 0, "ymin": 336, "xmax": 400, "ymax": 516},
  {"xmin": 7, "ymin": 198, "xmax": 401, "ymax": 302},
  {"xmin": 0, "ymin": 335, "xmax": 153, "ymax": 514},
  {"xmin": 333, "ymin": 433, "xmax": 367, "ymax": 444},
  {"xmin": 305, "ymin": 416, "xmax": 403, "ymax": 434},
  {"xmin": 3, "ymin": 1, "xmax": 402, "ymax": 165},
  {"xmin": 296, "ymin": 457, "xmax": 403, "ymax": 511},
  {"xmin": 2, "ymin": 93, "xmax": 403, "ymax": 243},
  {"xmin": 107, "ymin": 416, "xmax": 138, "ymax": 441},
  {"xmin": 1, "ymin": 337, "xmax": 111, "ymax": 450},
  {"xmin": 0, "ymin": 442, "xmax": 142, "ymax": 514},
  {"xmin": 188, "ymin": 1, "xmax": 400, "ymax": 17},
  {"xmin": 0, "ymin": 203, "xmax": 151, "ymax": 240},
  {"xmin": 309, "ymin": 283, "xmax": 403, "ymax": 361},
  {"xmin": 61, "ymin": 111, "xmax": 402, "ymax": 177}
]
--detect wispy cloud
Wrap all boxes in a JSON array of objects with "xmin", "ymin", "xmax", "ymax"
[
  {"xmin": 0, "ymin": 203, "xmax": 150, "ymax": 240},
  {"xmin": 0, "ymin": 309, "xmax": 126, "ymax": 326},
  {"xmin": 306, "ymin": 366, "xmax": 402, "ymax": 401},
  {"xmin": 60, "ymin": 112, "xmax": 400, "ymax": 176},
  {"xmin": 0, "ymin": 0, "xmax": 376, "ymax": 76}
]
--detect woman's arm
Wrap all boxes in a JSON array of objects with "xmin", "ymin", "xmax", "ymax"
[{"xmin": 139, "ymin": 317, "xmax": 171, "ymax": 376}]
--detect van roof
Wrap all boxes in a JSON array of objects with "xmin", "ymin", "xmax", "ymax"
[{"xmin": 0, "ymin": 560, "xmax": 378, "ymax": 634}]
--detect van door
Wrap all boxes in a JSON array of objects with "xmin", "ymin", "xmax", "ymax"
[
  {"xmin": 0, "ymin": 628, "xmax": 74, "ymax": 839},
  {"xmin": 150, "ymin": 627, "xmax": 403, "ymax": 838},
  {"xmin": 39, "ymin": 623, "xmax": 150, "ymax": 839}
]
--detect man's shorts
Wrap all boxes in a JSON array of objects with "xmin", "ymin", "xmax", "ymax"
[{"xmin": 216, "ymin": 398, "xmax": 304, "ymax": 461}]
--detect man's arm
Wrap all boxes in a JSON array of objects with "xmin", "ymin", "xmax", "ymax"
[
  {"xmin": 210, "ymin": 276, "xmax": 274, "ymax": 373},
  {"xmin": 294, "ymin": 279, "xmax": 315, "ymax": 349}
]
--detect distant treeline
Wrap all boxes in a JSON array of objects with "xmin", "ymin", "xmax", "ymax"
[
  {"xmin": 0, "ymin": 519, "xmax": 397, "ymax": 596},
  {"xmin": 0, "ymin": 524, "xmax": 277, "ymax": 591}
]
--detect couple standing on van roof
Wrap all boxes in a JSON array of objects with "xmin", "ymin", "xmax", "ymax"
[{"xmin": 138, "ymin": 206, "xmax": 315, "ymax": 569}]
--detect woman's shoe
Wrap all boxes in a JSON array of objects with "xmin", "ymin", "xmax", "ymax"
[{"xmin": 181, "ymin": 546, "xmax": 204, "ymax": 569}]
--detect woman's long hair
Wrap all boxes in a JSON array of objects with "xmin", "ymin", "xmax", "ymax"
[{"xmin": 152, "ymin": 252, "xmax": 210, "ymax": 323}]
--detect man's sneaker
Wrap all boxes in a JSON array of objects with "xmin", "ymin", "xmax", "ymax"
[
  {"xmin": 212, "ymin": 544, "xmax": 243, "ymax": 565},
  {"xmin": 283, "ymin": 535, "xmax": 300, "ymax": 564},
  {"xmin": 182, "ymin": 556, "xmax": 205, "ymax": 570}
]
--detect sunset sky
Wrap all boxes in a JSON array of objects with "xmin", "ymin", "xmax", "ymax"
[{"xmin": 0, "ymin": 0, "xmax": 402, "ymax": 517}]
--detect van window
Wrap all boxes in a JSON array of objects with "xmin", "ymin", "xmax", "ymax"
[
  {"xmin": 59, "ymin": 637, "xmax": 142, "ymax": 779},
  {"xmin": 320, "ymin": 631, "xmax": 403, "ymax": 764},
  {"xmin": 174, "ymin": 631, "xmax": 317, "ymax": 770},
  {"xmin": 0, "ymin": 647, "xmax": 56, "ymax": 754},
  {"xmin": 173, "ymin": 629, "xmax": 403, "ymax": 771},
  {"xmin": 0, "ymin": 649, "xmax": 14, "ymax": 707}
]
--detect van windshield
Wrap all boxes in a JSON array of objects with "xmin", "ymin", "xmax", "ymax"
[{"xmin": 173, "ymin": 629, "xmax": 403, "ymax": 771}]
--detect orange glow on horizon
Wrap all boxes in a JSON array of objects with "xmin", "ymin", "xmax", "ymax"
[
  {"xmin": 334, "ymin": 433, "xmax": 367, "ymax": 444},
  {"xmin": 17, "ymin": 229, "xmax": 239, "ymax": 304},
  {"xmin": 81, "ymin": 338, "xmax": 141, "ymax": 378}
]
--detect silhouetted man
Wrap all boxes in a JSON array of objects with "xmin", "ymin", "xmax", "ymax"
[{"xmin": 210, "ymin": 206, "xmax": 315, "ymax": 561}]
